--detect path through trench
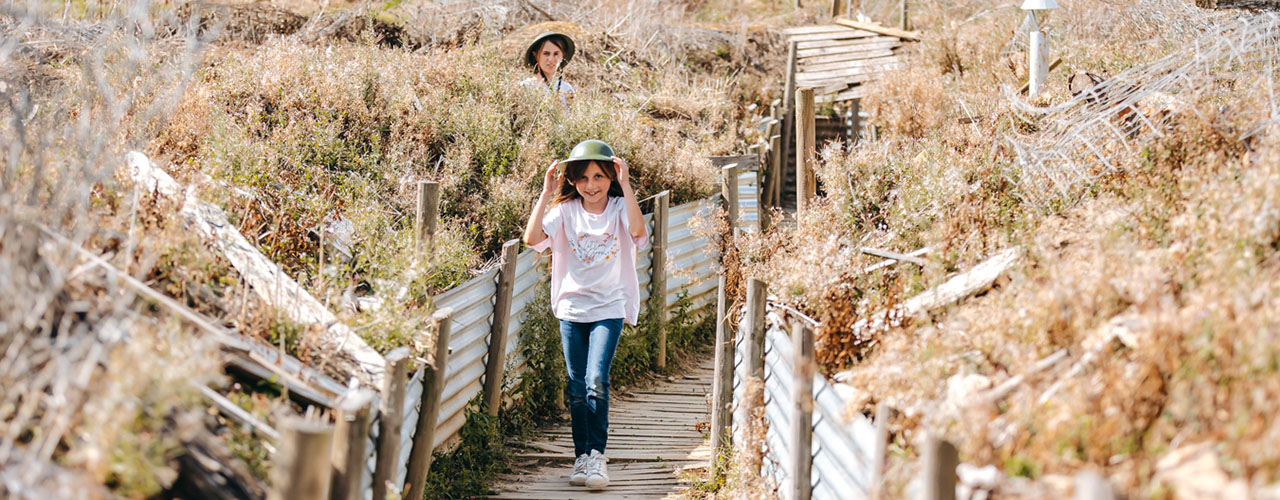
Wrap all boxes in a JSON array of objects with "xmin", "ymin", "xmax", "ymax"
[{"xmin": 488, "ymin": 356, "xmax": 715, "ymax": 499}]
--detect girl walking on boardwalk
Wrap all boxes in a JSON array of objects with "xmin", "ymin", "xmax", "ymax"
[
  {"xmin": 523, "ymin": 140, "xmax": 648, "ymax": 490},
  {"xmin": 520, "ymin": 31, "xmax": 576, "ymax": 109}
]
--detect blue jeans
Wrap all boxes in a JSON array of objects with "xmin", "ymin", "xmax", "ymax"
[{"xmin": 559, "ymin": 318, "xmax": 623, "ymax": 457}]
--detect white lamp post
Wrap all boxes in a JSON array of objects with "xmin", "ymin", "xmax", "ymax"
[{"xmin": 1022, "ymin": 0, "xmax": 1059, "ymax": 97}]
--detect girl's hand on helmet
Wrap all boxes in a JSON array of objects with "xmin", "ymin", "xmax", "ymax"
[
  {"xmin": 612, "ymin": 156, "xmax": 630, "ymax": 188},
  {"xmin": 542, "ymin": 160, "xmax": 562, "ymax": 196}
]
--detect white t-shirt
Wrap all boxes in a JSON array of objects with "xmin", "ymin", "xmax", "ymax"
[
  {"xmin": 520, "ymin": 76, "xmax": 575, "ymax": 108},
  {"xmin": 530, "ymin": 196, "xmax": 649, "ymax": 324}
]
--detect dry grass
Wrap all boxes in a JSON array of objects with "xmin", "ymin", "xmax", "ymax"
[
  {"xmin": 2, "ymin": 0, "xmax": 789, "ymax": 495},
  {"xmin": 732, "ymin": 0, "xmax": 1280, "ymax": 497}
]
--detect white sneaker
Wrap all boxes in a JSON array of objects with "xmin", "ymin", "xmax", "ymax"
[
  {"xmin": 569, "ymin": 454, "xmax": 588, "ymax": 486},
  {"xmin": 584, "ymin": 450, "xmax": 609, "ymax": 489}
]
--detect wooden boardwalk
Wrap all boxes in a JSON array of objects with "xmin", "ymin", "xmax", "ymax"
[{"xmin": 489, "ymin": 357, "xmax": 714, "ymax": 499}]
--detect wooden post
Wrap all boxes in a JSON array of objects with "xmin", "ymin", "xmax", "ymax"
[
  {"xmin": 789, "ymin": 319, "xmax": 815, "ymax": 500},
  {"xmin": 870, "ymin": 403, "xmax": 894, "ymax": 499},
  {"xmin": 484, "ymin": 239, "xmax": 520, "ymax": 418},
  {"xmin": 404, "ymin": 308, "xmax": 453, "ymax": 500},
  {"xmin": 768, "ymin": 133, "xmax": 782, "ymax": 213},
  {"xmin": 851, "ymin": 99, "xmax": 862, "ymax": 143},
  {"xmin": 767, "ymin": 101, "xmax": 781, "ymax": 208},
  {"xmin": 831, "ymin": 0, "xmax": 846, "ymax": 17},
  {"xmin": 744, "ymin": 279, "xmax": 767, "ymax": 379},
  {"xmin": 922, "ymin": 436, "xmax": 959, "ymax": 500},
  {"xmin": 780, "ymin": 41, "xmax": 798, "ymax": 209},
  {"xmin": 372, "ymin": 348, "xmax": 411, "ymax": 500},
  {"xmin": 330, "ymin": 389, "xmax": 375, "ymax": 500},
  {"xmin": 650, "ymin": 191, "xmax": 670, "ymax": 371},
  {"xmin": 710, "ymin": 164, "xmax": 740, "ymax": 458},
  {"xmin": 722, "ymin": 164, "xmax": 740, "ymax": 236},
  {"xmin": 796, "ymin": 87, "xmax": 816, "ymax": 213},
  {"xmin": 415, "ymin": 181, "xmax": 440, "ymax": 247},
  {"xmin": 270, "ymin": 418, "xmax": 334, "ymax": 500},
  {"xmin": 900, "ymin": 0, "xmax": 909, "ymax": 31}
]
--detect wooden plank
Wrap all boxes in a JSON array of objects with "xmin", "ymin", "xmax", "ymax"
[
  {"xmin": 796, "ymin": 34, "xmax": 901, "ymax": 50},
  {"xmin": 796, "ymin": 35, "xmax": 901, "ymax": 57},
  {"xmin": 833, "ymin": 17, "xmax": 922, "ymax": 41},
  {"xmin": 796, "ymin": 55, "xmax": 904, "ymax": 81},
  {"xmin": 780, "ymin": 24, "xmax": 859, "ymax": 35},
  {"xmin": 786, "ymin": 28, "xmax": 878, "ymax": 42},
  {"xmin": 816, "ymin": 85, "xmax": 870, "ymax": 103},
  {"xmin": 799, "ymin": 48, "xmax": 898, "ymax": 71},
  {"xmin": 797, "ymin": 42, "xmax": 900, "ymax": 59}
]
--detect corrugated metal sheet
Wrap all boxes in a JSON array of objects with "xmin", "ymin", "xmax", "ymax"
[
  {"xmin": 432, "ymin": 268, "xmax": 498, "ymax": 450},
  {"xmin": 665, "ymin": 196, "xmax": 721, "ymax": 311},
  {"xmin": 738, "ymin": 170, "xmax": 761, "ymax": 233},
  {"xmin": 503, "ymin": 249, "xmax": 545, "ymax": 390},
  {"xmin": 758, "ymin": 307, "xmax": 878, "ymax": 500}
]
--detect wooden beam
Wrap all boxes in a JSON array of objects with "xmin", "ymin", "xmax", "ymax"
[
  {"xmin": 404, "ymin": 308, "xmax": 453, "ymax": 500},
  {"xmin": 650, "ymin": 191, "xmax": 670, "ymax": 370},
  {"xmin": 789, "ymin": 319, "xmax": 815, "ymax": 500},
  {"xmin": 415, "ymin": 180, "xmax": 440, "ymax": 247},
  {"xmin": 922, "ymin": 436, "xmax": 958, "ymax": 500},
  {"xmin": 744, "ymin": 279, "xmax": 767, "ymax": 379},
  {"xmin": 710, "ymin": 164, "xmax": 740, "ymax": 459},
  {"xmin": 796, "ymin": 87, "xmax": 816, "ymax": 213},
  {"xmin": 484, "ymin": 239, "xmax": 520, "ymax": 418},
  {"xmin": 780, "ymin": 41, "xmax": 798, "ymax": 210},
  {"xmin": 372, "ymin": 348, "xmax": 411, "ymax": 500},
  {"xmin": 330, "ymin": 389, "xmax": 375, "ymax": 500},
  {"xmin": 269, "ymin": 418, "xmax": 333, "ymax": 500},
  {"xmin": 834, "ymin": 17, "xmax": 921, "ymax": 41}
]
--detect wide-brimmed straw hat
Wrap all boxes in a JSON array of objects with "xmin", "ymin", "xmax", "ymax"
[{"xmin": 524, "ymin": 31, "xmax": 576, "ymax": 67}]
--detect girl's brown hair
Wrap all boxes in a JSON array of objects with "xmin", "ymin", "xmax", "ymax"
[{"xmin": 552, "ymin": 160, "xmax": 624, "ymax": 207}]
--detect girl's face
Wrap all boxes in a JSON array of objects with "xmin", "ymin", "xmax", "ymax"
[
  {"xmin": 536, "ymin": 40, "xmax": 564, "ymax": 78},
  {"xmin": 572, "ymin": 161, "xmax": 611, "ymax": 206}
]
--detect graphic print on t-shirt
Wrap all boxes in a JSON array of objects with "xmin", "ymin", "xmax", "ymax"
[{"xmin": 568, "ymin": 232, "xmax": 619, "ymax": 265}]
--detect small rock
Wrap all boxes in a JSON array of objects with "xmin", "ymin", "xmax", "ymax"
[{"xmin": 1155, "ymin": 442, "xmax": 1250, "ymax": 500}]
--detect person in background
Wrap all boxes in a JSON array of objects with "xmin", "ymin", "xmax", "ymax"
[
  {"xmin": 522, "ymin": 140, "xmax": 647, "ymax": 490},
  {"xmin": 520, "ymin": 31, "xmax": 576, "ymax": 109}
]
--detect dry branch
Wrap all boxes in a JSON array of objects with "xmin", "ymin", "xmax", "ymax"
[{"xmin": 860, "ymin": 246, "xmax": 925, "ymax": 266}]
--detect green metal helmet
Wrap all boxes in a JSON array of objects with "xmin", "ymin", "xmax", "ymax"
[
  {"xmin": 524, "ymin": 32, "xmax": 576, "ymax": 68},
  {"xmin": 564, "ymin": 140, "xmax": 615, "ymax": 164}
]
